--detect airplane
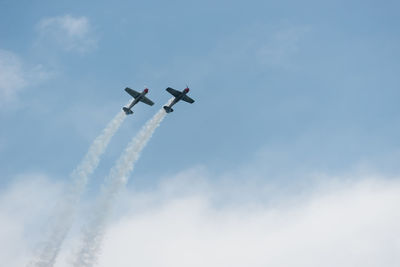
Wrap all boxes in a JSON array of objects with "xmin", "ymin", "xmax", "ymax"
[
  {"xmin": 123, "ymin": 87, "xmax": 154, "ymax": 115},
  {"xmin": 163, "ymin": 86, "xmax": 195, "ymax": 113}
]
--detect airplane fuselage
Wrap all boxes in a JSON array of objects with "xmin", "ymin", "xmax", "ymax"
[
  {"xmin": 166, "ymin": 88, "xmax": 189, "ymax": 109},
  {"xmin": 123, "ymin": 87, "xmax": 154, "ymax": 115},
  {"xmin": 126, "ymin": 89, "xmax": 148, "ymax": 111}
]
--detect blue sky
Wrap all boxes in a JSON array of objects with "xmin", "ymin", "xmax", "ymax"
[
  {"xmin": 1, "ymin": 1, "xmax": 400, "ymax": 266},
  {"xmin": 2, "ymin": 0, "xmax": 400, "ymax": 187}
]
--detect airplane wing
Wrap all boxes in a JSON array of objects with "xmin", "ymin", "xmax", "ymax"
[
  {"xmin": 125, "ymin": 87, "xmax": 141, "ymax": 98},
  {"xmin": 182, "ymin": 95, "xmax": 195, "ymax": 104},
  {"xmin": 166, "ymin": 87, "xmax": 182, "ymax": 98},
  {"xmin": 139, "ymin": 96, "xmax": 154, "ymax": 106}
]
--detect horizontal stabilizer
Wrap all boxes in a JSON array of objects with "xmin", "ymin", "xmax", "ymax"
[
  {"xmin": 163, "ymin": 106, "xmax": 174, "ymax": 113},
  {"xmin": 123, "ymin": 107, "xmax": 133, "ymax": 115}
]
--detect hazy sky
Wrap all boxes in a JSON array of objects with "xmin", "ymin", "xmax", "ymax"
[
  {"xmin": 1, "ymin": 1, "xmax": 400, "ymax": 266},
  {"xmin": 1, "ymin": 0, "xmax": 400, "ymax": 183}
]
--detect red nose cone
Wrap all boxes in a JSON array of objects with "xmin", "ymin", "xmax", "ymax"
[
  {"xmin": 144, "ymin": 88, "xmax": 149, "ymax": 93},
  {"xmin": 185, "ymin": 88, "xmax": 189, "ymax": 92}
]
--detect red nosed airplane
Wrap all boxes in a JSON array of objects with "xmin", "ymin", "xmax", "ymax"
[
  {"xmin": 163, "ymin": 87, "xmax": 195, "ymax": 113},
  {"xmin": 123, "ymin": 87, "xmax": 154, "ymax": 115}
]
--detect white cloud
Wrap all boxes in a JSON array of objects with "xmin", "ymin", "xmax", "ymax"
[
  {"xmin": 95, "ymin": 175, "xmax": 400, "ymax": 267},
  {"xmin": 0, "ymin": 173, "xmax": 64, "ymax": 267},
  {"xmin": 0, "ymin": 50, "xmax": 26, "ymax": 104},
  {"xmin": 0, "ymin": 49, "xmax": 49, "ymax": 107},
  {"xmin": 36, "ymin": 15, "xmax": 97, "ymax": 53},
  {"xmin": 2, "ymin": 168, "xmax": 399, "ymax": 267}
]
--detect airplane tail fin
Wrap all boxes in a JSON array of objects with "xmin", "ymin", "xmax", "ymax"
[
  {"xmin": 163, "ymin": 106, "xmax": 173, "ymax": 113},
  {"xmin": 123, "ymin": 107, "xmax": 133, "ymax": 115}
]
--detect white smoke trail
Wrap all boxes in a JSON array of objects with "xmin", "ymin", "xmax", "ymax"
[
  {"xmin": 28, "ymin": 111, "xmax": 126, "ymax": 267},
  {"xmin": 73, "ymin": 103, "xmax": 169, "ymax": 267}
]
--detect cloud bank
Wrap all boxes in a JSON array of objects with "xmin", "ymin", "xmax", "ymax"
[
  {"xmin": 1, "ymin": 169, "xmax": 399, "ymax": 267},
  {"xmin": 0, "ymin": 173, "xmax": 64, "ymax": 267},
  {"xmin": 97, "ymin": 173, "xmax": 400, "ymax": 267}
]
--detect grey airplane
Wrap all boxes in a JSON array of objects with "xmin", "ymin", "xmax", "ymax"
[
  {"xmin": 123, "ymin": 87, "xmax": 154, "ymax": 115},
  {"xmin": 163, "ymin": 87, "xmax": 195, "ymax": 113}
]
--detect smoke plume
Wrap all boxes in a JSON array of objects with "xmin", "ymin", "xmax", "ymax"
[
  {"xmin": 72, "ymin": 104, "xmax": 168, "ymax": 267},
  {"xmin": 28, "ymin": 111, "xmax": 126, "ymax": 267}
]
